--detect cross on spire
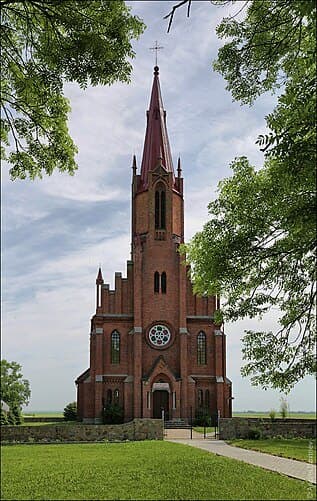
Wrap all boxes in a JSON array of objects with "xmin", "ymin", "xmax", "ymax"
[{"xmin": 149, "ymin": 41, "xmax": 164, "ymax": 66}]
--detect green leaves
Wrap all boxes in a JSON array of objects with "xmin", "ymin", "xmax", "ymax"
[
  {"xmin": 184, "ymin": 0, "xmax": 316, "ymax": 391},
  {"xmin": 1, "ymin": 0, "xmax": 145, "ymax": 180},
  {"xmin": 1, "ymin": 359, "xmax": 31, "ymax": 409}
]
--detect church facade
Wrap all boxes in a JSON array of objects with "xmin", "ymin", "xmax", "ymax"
[{"xmin": 76, "ymin": 66, "xmax": 232, "ymax": 423}]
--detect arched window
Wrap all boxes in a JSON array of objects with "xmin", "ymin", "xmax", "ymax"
[
  {"xmin": 161, "ymin": 272, "xmax": 167, "ymax": 294},
  {"xmin": 154, "ymin": 272, "xmax": 160, "ymax": 293},
  {"xmin": 111, "ymin": 331, "xmax": 120, "ymax": 364},
  {"xmin": 155, "ymin": 184, "xmax": 166, "ymax": 229},
  {"xmin": 114, "ymin": 389, "xmax": 119, "ymax": 404},
  {"xmin": 205, "ymin": 389, "xmax": 210, "ymax": 410},
  {"xmin": 198, "ymin": 389, "xmax": 203, "ymax": 408},
  {"xmin": 107, "ymin": 389, "xmax": 112, "ymax": 404},
  {"xmin": 197, "ymin": 331, "xmax": 207, "ymax": 365}
]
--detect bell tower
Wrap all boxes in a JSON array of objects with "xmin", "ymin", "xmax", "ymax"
[{"xmin": 76, "ymin": 65, "xmax": 232, "ymax": 424}]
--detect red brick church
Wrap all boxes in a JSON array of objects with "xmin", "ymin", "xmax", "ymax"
[{"xmin": 76, "ymin": 66, "xmax": 232, "ymax": 423}]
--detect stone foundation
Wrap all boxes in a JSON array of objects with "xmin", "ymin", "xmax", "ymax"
[
  {"xmin": 1, "ymin": 418, "xmax": 163, "ymax": 443},
  {"xmin": 219, "ymin": 417, "xmax": 316, "ymax": 440}
]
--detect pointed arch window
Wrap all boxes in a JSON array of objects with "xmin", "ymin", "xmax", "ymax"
[
  {"xmin": 154, "ymin": 272, "xmax": 160, "ymax": 293},
  {"xmin": 197, "ymin": 331, "xmax": 207, "ymax": 365},
  {"xmin": 205, "ymin": 390, "xmax": 210, "ymax": 410},
  {"xmin": 114, "ymin": 389, "xmax": 119, "ymax": 404},
  {"xmin": 198, "ymin": 389, "xmax": 203, "ymax": 408},
  {"xmin": 111, "ymin": 331, "xmax": 120, "ymax": 364},
  {"xmin": 155, "ymin": 184, "xmax": 166, "ymax": 229},
  {"xmin": 106, "ymin": 389, "xmax": 112, "ymax": 404},
  {"xmin": 161, "ymin": 272, "xmax": 167, "ymax": 294}
]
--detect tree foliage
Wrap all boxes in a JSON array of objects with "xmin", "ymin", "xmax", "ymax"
[
  {"xmin": 63, "ymin": 401, "xmax": 77, "ymax": 421},
  {"xmin": 0, "ymin": 359, "xmax": 31, "ymax": 409},
  {"xmin": 177, "ymin": 0, "xmax": 316, "ymax": 391},
  {"xmin": 0, "ymin": 0, "xmax": 145, "ymax": 180}
]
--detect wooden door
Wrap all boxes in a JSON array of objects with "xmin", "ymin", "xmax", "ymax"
[{"xmin": 153, "ymin": 390, "xmax": 169, "ymax": 419}]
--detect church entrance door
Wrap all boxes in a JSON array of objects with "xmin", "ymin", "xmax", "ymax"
[{"xmin": 153, "ymin": 390, "xmax": 169, "ymax": 419}]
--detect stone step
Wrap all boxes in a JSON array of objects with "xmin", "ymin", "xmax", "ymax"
[{"xmin": 164, "ymin": 420, "xmax": 191, "ymax": 429}]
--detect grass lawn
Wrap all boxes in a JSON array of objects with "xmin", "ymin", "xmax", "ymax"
[
  {"xmin": 233, "ymin": 412, "xmax": 316, "ymax": 419},
  {"xmin": 1, "ymin": 442, "xmax": 314, "ymax": 500},
  {"xmin": 228, "ymin": 438, "xmax": 316, "ymax": 464},
  {"xmin": 193, "ymin": 426, "xmax": 216, "ymax": 435}
]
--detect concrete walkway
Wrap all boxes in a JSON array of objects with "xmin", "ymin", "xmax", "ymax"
[{"xmin": 166, "ymin": 436, "xmax": 316, "ymax": 484}]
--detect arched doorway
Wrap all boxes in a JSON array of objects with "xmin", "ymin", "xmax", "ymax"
[{"xmin": 153, "ymin": 390, "xmax": 169, "ymax": 419}]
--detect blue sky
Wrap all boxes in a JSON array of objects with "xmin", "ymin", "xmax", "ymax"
[{"xmin": 1, "ymin": 1, "xmax": 315, "ymax": 412}]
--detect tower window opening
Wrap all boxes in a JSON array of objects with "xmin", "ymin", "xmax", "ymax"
[
  {"xmin": 161, "ymin": 272, "xmax": 167, "ymax": 294},
  {"xmin": 106, "ymin": 389, "xmax": 112, "ymax": 404},
  {"xmin": 154, "ymin": 271, "xmax": 160, "ymax": 293},
  {"xmin": 197, "ymin": 331, "xmax": 207, "ymax": 365},
  {"xmin": 111, "ymin": 331, "xmax": 120, "ymax": 364},
  {"xmin": 155, "ymin": 185, "xmax": 166, "ymax": 229},
  {"xmin": 205, "ymin": 389, "xmax": 210, "ymax": 410}
]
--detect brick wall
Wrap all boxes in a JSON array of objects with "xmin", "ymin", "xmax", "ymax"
[
  {"xmin": 219, "ymin": 417, "xmax": 316, "ymax": 439},
  {"xmin": 1, "ymin": 418, "xmax": 163, "ymax": 443}
]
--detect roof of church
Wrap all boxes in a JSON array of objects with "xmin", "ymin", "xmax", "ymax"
[{"xmin": 140, "ymin": 66, "xmax": 175, "ymax": 189}]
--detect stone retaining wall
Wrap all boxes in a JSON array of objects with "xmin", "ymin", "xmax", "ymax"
[
  {"xmin": 219, "ymin": 417, "xmax": 316, "ymax": 440},
  {"xmin": 1, "ymin": 418, "xmax": 163, "ymax": 443}
]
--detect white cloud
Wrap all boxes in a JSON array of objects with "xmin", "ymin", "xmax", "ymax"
[{"xmin": 2, "ymin": 1, "xmax": 315, "ymax": 412}]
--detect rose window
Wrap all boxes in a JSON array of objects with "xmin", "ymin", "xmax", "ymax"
[{"xmin": 149, "ymin": 324, "xmax": 171, "ymax": 347}]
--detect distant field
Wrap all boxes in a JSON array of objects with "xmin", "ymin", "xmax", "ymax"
[
  {"xmin": 23, "ymin": 412, "xmax": 63, "ymax": 418},
  {"xmin": 233, "ymin": 412, "xmax": 316, "ymax": 420},
  {"xmin": 1, "ymin": 442, "xmax": 313, "ymax": 500}
]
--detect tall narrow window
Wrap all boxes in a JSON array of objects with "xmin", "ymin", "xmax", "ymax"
[
  {"xmin": 161, "ymin": 272, "xmax": 167, "ymax": 294},
  {"xmin": 155, "ymin": 184, "xmax": 166, "ymax": 229},
  {"xmin": 205, "ymin": 390, "xmax": 210, "ymax": 410},
  {"xmin": 154, "ymin": 272, "xmax": 160, "ymax": 293},
  {"xmin": 197, "ymin": 331, "xmax": 207, "ymax": 365},
  {"xmin": 114, "ymin": 389, "xmax": 119, "ymax": 404},
  {"xmin": 160, "ymin": 190, "xmax": 166, "ymax": 229},
  {"xmin": 198, "ymin": 389, "xmax": 203, "ymax": 408},
  {"xmin": 155, "ymin": 191, "xmax": 160, "ymax": 229},
  {"xmin": 111, "ymin": 331, "xmax": 120, "ymax": 364},
  {"xmin": 107, "ymin": 389, "xmax": 112, "ymax": 404}
]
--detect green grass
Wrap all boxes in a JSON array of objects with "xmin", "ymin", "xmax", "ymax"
[
  {"xmin": 1, "ymin": 442, "xmax": 314, "ymax": 500},
  {"xmin": 193, "ymin": 426, "xmax": 216, "ymax": 435},
  {"xmin": 228, "ymin": 438, "xmax": 316, "ymax": 464},
  {"xmin": 233, "ymin": 412, "xmax": 316, "ymax": 419}
]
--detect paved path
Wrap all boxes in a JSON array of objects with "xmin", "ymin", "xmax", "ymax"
[{"xmin": 166, "ymin": 436, "xmax": 316, "ymax": 484}]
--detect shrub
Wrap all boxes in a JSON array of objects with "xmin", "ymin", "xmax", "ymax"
[
  {"xmin": 248, "ymin": 426, "xmax": 262, "ymax": 440},
  {"xmin": 269, "ymin": 409, "xmax": 276, "ymax": 420},
  {"xmin": 194, "ymin": 409, "xmax": 211, "ymax": 427},
  {"xmin": 7, "ymin": 409, "xmax": 16, "ymax": 425},
  {"xmin": 103, "ymin": 403, "xmax": 124, "ymax": 424},
  {"xmin": 63, "ymin": 402, "xmax": 77, "ymax": 421},
  {"xmin": 1, "ymin": 409, "xmax": 9, "ymax": 425},
  {"xmin": 11, "ymin": 404, "xmax": 23, "ymax": 424},
  {"xmin": 280, "ymin": 396, "xmax": 289, "ymax": 419}
]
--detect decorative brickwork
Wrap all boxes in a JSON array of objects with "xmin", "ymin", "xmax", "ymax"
[{"xmin": 76, "ymin": 66, "xmax": 232, "ymax": 423}]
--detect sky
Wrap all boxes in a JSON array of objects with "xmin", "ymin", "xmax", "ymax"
[{"xmin": 1, "ymin": 1, "xmax": 315, "ymax": 413}]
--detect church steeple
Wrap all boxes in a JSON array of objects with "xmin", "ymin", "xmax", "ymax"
[{"xmin": 140, "ymin": 66, "xmax": 175, "ymax": 189}]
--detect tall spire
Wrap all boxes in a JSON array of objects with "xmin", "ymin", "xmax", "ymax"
[{"xmin": 140, "ymin": 66, "xmax": 175, "ymax": 189}]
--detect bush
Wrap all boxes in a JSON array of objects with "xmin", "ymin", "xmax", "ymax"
[
  {"xmin": 194, "ymin": 409, "xmax": 211, "ymax": 427},
  {"xmin": 11, "ymin": 404, "xmax": 23, "ymax": 424},
  {"xmin": 248, "ymin": 426, "xmax": 262, "ymax": 440},
  {"xmin": 269, "ymin": 409, "xmax": 276, "ymax": 420},
  {"xmin": 280, "ymin": 396, "xmax": 289, "ymax": 419},
  {"xmin": 1, "ymin": 409, "xmax": 9, "ymax": 425},
  {"xmin": 103, "ymin": 403, "xmax": 124, "ymax": 424},
  {"xmin": 63, "ymin": 402, "xmax": 77, "ymax": 421}
]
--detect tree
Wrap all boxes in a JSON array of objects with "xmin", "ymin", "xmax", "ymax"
[
  {"xmin": 173, "ymin": 1, "xmax": 316, "ymax": 391},
  {"xmin": 1, "ymin": 0, "xmax": 145, "ymax": 180},
  {"xmin": 63, "ymin": 401, "xmax": 77, "ymax": 421},
  {"xmin": 0, "ymin": 360, "xmax": 31, "ymax": 410}
]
